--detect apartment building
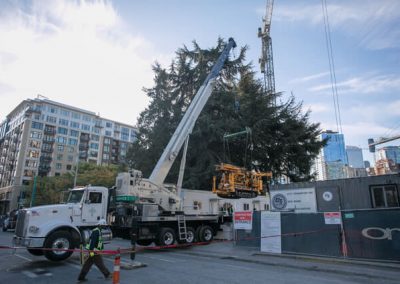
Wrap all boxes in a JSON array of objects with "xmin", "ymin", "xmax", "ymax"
[{"xmin": 0, "ymin": 98, "xmax": 137, "ymax": 213}]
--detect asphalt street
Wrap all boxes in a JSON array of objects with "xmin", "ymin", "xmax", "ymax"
[{"xmin": 1, "ymin": 230, "xmax": 399, "ymax": 284}]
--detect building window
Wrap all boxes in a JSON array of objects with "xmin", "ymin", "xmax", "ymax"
[
  {"xmin": 68, "ymin": 146, "xmax": 74, "ymax": 153},
  {"xmin": 57, "ymin": 136, "xmax": 67, "ymax": 144},
  {"xmin": 46, "ymin": 115, "xmax": 57, "ymax": 124},
  {"xmin": 82, "ymin": 115, "xmax": 91, "ymax": 122},
  {"xmin": 91, "ymin": 134, "xmax": 99, "ymax": 141},
  {"xmin": 102, "ymin": 153, "xmax": 109, "ymax": 160},
  {"xmin": 68, "ymin": 155, "xmax": 74, "ymax": 162},
  {"xmin": 27, "ymin": 150, "xmax": 40, "ymax": 158},
  {"xmin": 59, "ymin": 118, "xmax": 69, "ymax": 126},
  {"xmin": 60, "ymin": 109, "xmax": 70, "ymax": 117},
  {"xmin": 70, "ymin": 129, "xmax": 79, "ymax": 137},
  {"xmin": 104, "ymin": 138, "xmax": 111, "ymax": 144},
  {"xmin": 70, "ymin": 121, "xmax": 80, "ymax": 129},
  {"xmin": 243, "ymin": 203, "xmax": 250, "ymax": 211},
  {"xmin": 58, "ymin": 127, "xmax": 68, "ymax": 135},
  {"xmin": 90, "ymin": 143, "xmax": 99, "ymax": 150},
  {"xmin": 29, "ymin": 140, "xmax": 41, "ymax": 148},
  {"xmin": 105, "ymin": 130, "xmax": 112, "ymax": 137},
  {"xmin": 49, "ymin": 107, "xmax": 58, "ymax": 114},
  {"xmin": 81, "ymin": 124, "xmax": 91, "ymax": 131},
  {"xmin": 31, "ymin": 121, "xmax": 43, "ymax": 130},
  {"xmin": 30, "ymin": 131, "xmax": 42, "ymax": 139},
  {"xmin": 370, "ymin": 185, "xmax": 399, "ymax": 208},
  {"xmin": 71, "ymin": 112, "xmax": 81, "ymax": 119},
  {"xmin": 56, "ymin": 163, "xmax": 62, "ymax": 170},
  {"xmin": 55, "ymin": 172, "xmax": 61, "ymax": 176},
  {"xmin": 66, "ymin": 165, "xmax": 72, "ymax": 170},
  {"xmin": 106, "ymin": 121, "xmax": 112, "ymax": 128},
  {"xmin": 68, "ymin": 138, "xmax": 78, "ymax": 146},
  {"xmin": 57, "ymin": 144, "xmax": 64, "ymax": 152}
]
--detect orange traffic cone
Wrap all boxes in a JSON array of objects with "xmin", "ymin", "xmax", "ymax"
[{"xmin": 112, "ymin": 249, "xmax": 121, "ymax": 284}]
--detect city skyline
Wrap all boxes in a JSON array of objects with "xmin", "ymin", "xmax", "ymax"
[{"xmin": 0, "ymin": 0, "xmax": 399, "ymax": 164}]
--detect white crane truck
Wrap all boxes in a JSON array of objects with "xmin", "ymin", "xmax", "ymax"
[{"xmin": 13, "ymin": 38, "xmax": 237, "ymax": 261}]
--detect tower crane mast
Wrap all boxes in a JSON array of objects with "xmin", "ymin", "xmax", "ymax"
[{"xmin": 258, "ymin": 0, "xmax": 275, "ymax": 97}]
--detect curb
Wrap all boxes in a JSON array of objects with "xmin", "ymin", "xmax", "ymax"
[{"xmin": 253, "ymin": 252, "xmax": 400, "ymax": 269}]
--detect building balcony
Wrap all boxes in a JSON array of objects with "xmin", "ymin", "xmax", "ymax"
[
  {"xmin": 44, "ymin": 129, "xmax": 56, "ymax": 135},
  {"xmin": 41, "ymin": 147, "xmax": 53, "ymax": 153}
]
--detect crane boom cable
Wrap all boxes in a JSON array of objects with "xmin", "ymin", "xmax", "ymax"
[{"xmin": 321, "ymin": 0, "xmax": 342, "ymax": 134}]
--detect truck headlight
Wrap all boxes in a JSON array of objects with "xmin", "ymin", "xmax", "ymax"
[{"xmin": 28, "ymin": 226, "xmax": 39, "ymax": 233}]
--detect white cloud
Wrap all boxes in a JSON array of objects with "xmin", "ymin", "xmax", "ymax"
[
  {"xmin": 309, "ymin": 74, "xmax": 400, "ymax": 94},
  {"xmin": 274, "ymin": 0, "xmax": 400, "ymax": 50},
  {"xmin": 0, "ymin": 0, "xmax": 169, "ymax": 125},
  {"xmin": 289, "ymin": 71, "xmax": 330, "ymax": 84},
  {"xmin": 304, "ymin": 103, "xmax": 329, "ymax": 114}
]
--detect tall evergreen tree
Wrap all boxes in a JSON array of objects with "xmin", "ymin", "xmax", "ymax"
[{"xmin": 126, "ymin": 38, "xmax": 325, "ymax": 189}]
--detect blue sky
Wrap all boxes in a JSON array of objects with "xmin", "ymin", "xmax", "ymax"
[{"xmin": 0, "ymin": 0, "xmax": 399, "ymax": 163}]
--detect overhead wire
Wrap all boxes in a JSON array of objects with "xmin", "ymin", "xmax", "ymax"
[{"xmin": 321, "ymin": 0, "xmax": 342, "ymax": 134}]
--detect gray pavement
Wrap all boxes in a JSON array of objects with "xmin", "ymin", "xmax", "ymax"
[{"xmin": 167, "ymin": 241, "xmax": 400, "ymax": 282}]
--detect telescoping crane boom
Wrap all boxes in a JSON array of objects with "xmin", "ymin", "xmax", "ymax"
[{"xmin": 149, "ymin": 38, "xmax": 237, "ymax": 187}]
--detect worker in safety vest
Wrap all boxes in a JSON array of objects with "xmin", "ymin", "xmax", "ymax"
[{"xmin": 78, "ymin": 219, "xmax": 111, "ymax": 282}]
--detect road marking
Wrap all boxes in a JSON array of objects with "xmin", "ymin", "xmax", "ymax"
[
  {"xmin": 15, "ymin": 254, "xmax": 32, "ymax": 262},
  {"xmin": 140, "ymin": 255, "xmax": 176, "ymax": 263},
  {"xmin": 22, "ymin": 271, "xmax": 37, "ymax": 278}
]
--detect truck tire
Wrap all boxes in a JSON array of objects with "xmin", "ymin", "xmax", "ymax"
[
  {"xmin": 156, "ymin": 227, "xmax": 176, "ymax": 246},
  {"xmin": 27, "ymin": 248, "xmax": 44, "ymax": 256},
  {"xmin": 177, "ymin": 227, "xmax": 195, "ymax": 244},
  {"xmin": 44, "ymin": 230, "xmax": 74, "ymax": 261},
  {"xmin": 198, "ymin": 225, "xmax": 214, "ymax": 243}
]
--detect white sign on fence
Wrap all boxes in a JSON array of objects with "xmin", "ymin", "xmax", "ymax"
[
  {"xmin": 270, "ymin": 188, "xmax": 317, "ymax": 213},
  {"xmin": 260, "ymin": 211, "xmax": 282, "ymax": 254}
]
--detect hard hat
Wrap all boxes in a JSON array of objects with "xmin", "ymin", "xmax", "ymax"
[{"xmin": 97, "ymin": 219, "xmax": 107, "ymax": 226}]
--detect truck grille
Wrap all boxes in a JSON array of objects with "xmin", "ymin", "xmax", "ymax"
[{"xmin": 15, "ymin": 210, "xmax": 28, "ymax": 237}]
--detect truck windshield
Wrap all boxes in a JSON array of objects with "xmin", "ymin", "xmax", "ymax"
[{"xmin": 67, "ymin": 190, "xmax": 84, "ymax": 203}]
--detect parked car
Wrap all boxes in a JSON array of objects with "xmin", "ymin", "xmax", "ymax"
[{"xmin": 2, "ymin": 209, "xmax": 18, "ymax": 232}]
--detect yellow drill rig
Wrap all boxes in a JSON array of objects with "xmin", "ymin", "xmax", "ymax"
[{"xmin": 212, "ymin": 163, "xmax": 272, "ymax": 199}]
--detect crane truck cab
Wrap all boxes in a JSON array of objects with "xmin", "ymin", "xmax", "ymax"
[{"xmin": 13, "ymin": 186, "xmax": 112, "ymax": 261}]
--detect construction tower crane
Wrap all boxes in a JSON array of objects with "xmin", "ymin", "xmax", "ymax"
[
  {"xmin": 258, "ymin": 0, "xmax": 275, "ymax": 98},
  {"xmin": 368, "ymin": 135, "xmax": 400, "ymax": 153}
]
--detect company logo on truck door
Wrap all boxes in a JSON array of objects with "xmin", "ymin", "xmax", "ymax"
[
  {"xmin": 362, "ymin": 227, "xmax": 400, "ymax": 240},
  {"xmin": 272, "ymin": 194, "xmax": 287, "ymax": 210}
]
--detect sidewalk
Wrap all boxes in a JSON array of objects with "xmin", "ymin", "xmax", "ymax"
[{"xmin": 171, "ymin": 241, "xmax": 400, "ymax": 282}]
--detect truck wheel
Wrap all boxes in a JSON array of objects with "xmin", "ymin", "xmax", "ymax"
[
  {"xmin": 177, "ymin": 227, "xmax": 195, "ymax": 244},
  {"xmin": 27, "ymin": 248, "xmax": 44, "ymax": 256},
  {"xmin": 156, "ymin": 227, "xmax": 176, "ymax": 246},
  {"xmin": 44, "ymin": 231, "xmax": 74, "ymax": 261},
  {"xmin": 198, "ymin": 225, "xmax": 214, "ymax": 243}
]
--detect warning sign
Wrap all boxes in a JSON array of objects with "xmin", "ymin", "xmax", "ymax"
[
  {"xmin": 324, "ymin": 212, "xmax": 342, "ymax": 225},
  {"xmin": 233, "ymin": 211, "xmax": 253, "ymax": 230}
]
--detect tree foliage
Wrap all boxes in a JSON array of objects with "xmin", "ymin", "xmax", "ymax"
[
  {"xmin": 126, "ymin": 38, "xmax": 325, "ymax": 189},
  {"xmin": 23, "ymin": 163, "xmax": 123, "ymax": 207}
]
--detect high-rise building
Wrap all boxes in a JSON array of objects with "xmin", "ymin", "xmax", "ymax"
[
  {"xmin": 376, "ymin": 146, "xmax": 400, "ymax": 164},
  {"xmin": 0, "ymin": 98, "xmax": 137, "ymax": 213},
  {"xmin": 315, "ymin": 130, "xmax": 347, "ymax": 180},
  {"xmin": 346, "ymin": 146, "xmax": 364, "ymax": 168}
]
